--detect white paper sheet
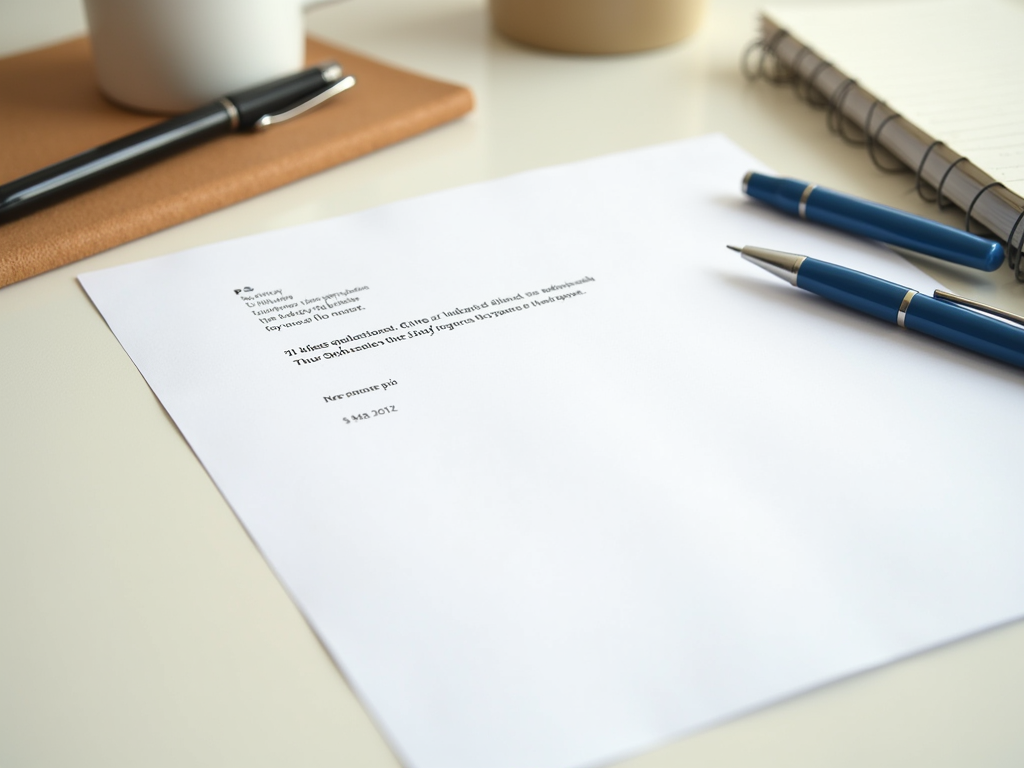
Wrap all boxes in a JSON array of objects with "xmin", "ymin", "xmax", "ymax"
[{"xmin": 79, "ymin": 135, "xmax": 1024, "ymax": 768}]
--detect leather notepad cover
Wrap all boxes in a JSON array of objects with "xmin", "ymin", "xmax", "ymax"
[{"xmin": 0, "ymin": 37, "xmax": 473, "ymax": 288}]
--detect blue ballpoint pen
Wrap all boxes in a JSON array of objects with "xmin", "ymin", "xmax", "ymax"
[
  {"xmin": 729, "ymin": 245, "xmax": 1024, "ymax": 370},
  {"xmin": 742, "ymin": 171, "xmax": 1005, "ymax": 272}
]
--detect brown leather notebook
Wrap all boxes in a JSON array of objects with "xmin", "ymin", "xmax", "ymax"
[{"xmin": 0, "ymin": 37, "xmax": 473, "ymax": 288}]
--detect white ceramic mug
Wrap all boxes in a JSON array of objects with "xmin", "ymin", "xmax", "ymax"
[{"xmin": 83, "ymin": 0, "xmax": 336, "ymax": 113}]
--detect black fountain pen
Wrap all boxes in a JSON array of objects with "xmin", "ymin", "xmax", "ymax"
[{"xmin": 0, "ymin": 62, "xmax": 356, "ymax": 222}]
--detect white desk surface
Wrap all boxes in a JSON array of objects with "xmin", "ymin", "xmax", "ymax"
[{"xmin": 2, "ymin": 1, "xmax": 1023, "ymax": 765}]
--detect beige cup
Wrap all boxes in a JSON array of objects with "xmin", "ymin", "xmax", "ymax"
[{"xmin": 490, "ymin": 0, "xmax": 705, "ymax": 55}]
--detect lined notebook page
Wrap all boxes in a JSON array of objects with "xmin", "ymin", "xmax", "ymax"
[{"xmin": 765, "ymin": 0, "xmax": 1024, "ymax": 196}]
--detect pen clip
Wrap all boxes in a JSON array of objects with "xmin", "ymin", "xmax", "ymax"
[
  {"xmin": 933, "ymin": 289, "xmax": 1024, "ymax": 328},
  {"xmin": 253, "ymin": 74, "xmax": 357, "ymax": 131}
]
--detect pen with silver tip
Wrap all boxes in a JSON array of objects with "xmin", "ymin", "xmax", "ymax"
[{"xmin": 730, "ymin": 244, "xmax": 1024, "ymax": 370}]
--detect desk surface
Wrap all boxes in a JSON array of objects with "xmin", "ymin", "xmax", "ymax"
[{"xmin": 2, "ymin": 1, "xmax": 1023, "ymax": 766}]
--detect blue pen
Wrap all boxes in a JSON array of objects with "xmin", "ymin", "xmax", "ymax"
[
  {"xmin": 743, "ymin": 171, "xmax": 1005, "ymax": 272},
  {"xmin": 729, "ymin": 244, "xmax": 1024, "ymax": 370}
]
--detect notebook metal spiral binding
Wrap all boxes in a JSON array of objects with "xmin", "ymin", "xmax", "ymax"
[
  {"xmin": 741, "ymin": 30, "xmax": 792, "ymax": 85},
  {"xmin": 827, "ymin": 79, "xmax": 860, "ymax": 144},
  {"xmin": 915, "ymin": 141, "xmax": 945, "ymax": 203},
  {"xmin": 1007, "ymin": 210, "xmax": 1024, "ymax": 275},
  {"xmin": 966, "ymin": 182, "xmax": 1006, "ymax": 234},
  {"xmin": 866, "ymin": 110, "xmax": 906, "ymax": 174},
  {"xmin": 742, "ymin": 29, "xmax": 1024, "ymax": 282},
  {"xmin": 935, "ymin": 157, "xmax": 970, "ymax": 210}
]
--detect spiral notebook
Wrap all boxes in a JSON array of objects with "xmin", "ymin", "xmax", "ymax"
[{"xmin": 748, "ymin": 0, "xmax": 1024, "ymax": 281}]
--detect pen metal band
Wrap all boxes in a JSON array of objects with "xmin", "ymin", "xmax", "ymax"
[
  {"xmin": 897, "ymin": 289, "xmax": 917, "ymax": 328},
  {"xmin": 798, "ymin": 183, "xmax": 816, "ymax": 219},
  {"xmin": 218, "ymin": 98, "xmax": 240, "ymax": 130}
]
